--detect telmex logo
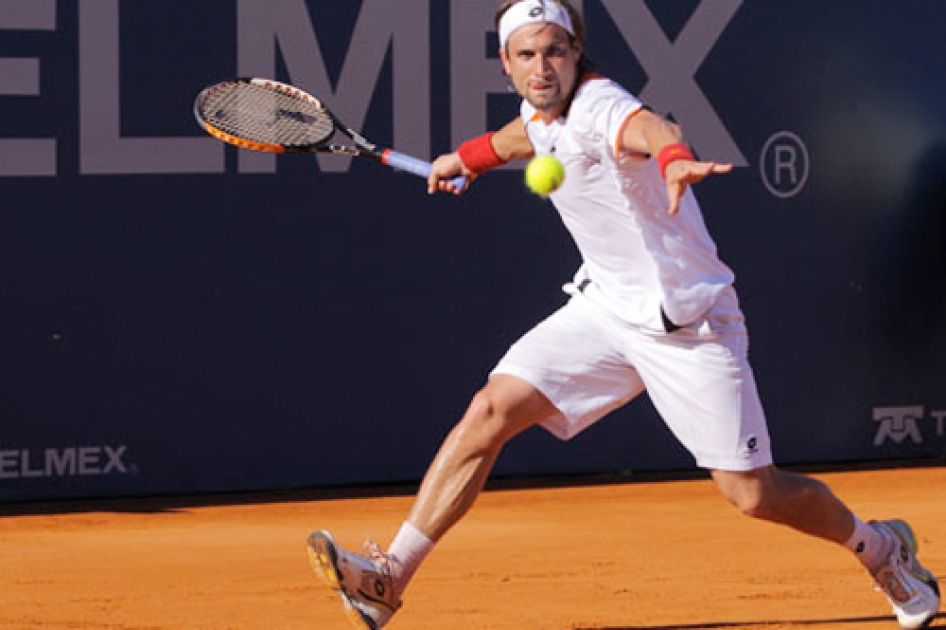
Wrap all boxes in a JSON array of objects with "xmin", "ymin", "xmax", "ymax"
[
  {"xmin": 0, "ymin": 445, "xmax": 132, "ymax": 480},
  {"xmin": 872, "ymin": 406, "xmax": 946, "ymax": 446},
  {"xmin": 0, "ymin": 0, "xmax": 746, "ymax": 177}
]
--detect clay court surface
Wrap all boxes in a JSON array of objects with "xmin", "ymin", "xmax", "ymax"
[{"xmin": 1, "ymin": 466, "xmax": 943, "ymax": 630}]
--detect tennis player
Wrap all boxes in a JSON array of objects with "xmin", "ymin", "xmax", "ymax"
[{"xmin": 307, "ymin": 1, "xmax": 940, "ymax": 628}]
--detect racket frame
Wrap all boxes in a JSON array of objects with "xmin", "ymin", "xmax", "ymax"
[{"xmin": 195, "ymin": 78, "xmax": 467, "ymax": 189}]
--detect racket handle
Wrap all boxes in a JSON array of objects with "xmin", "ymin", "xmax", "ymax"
[{"xmin": 383, "ymin": 150, "xmax": 468, "ymax": 191}]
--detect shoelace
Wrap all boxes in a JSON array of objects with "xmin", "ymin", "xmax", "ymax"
[
  {"xmin": 874, "ymin": 567, "xmax": 913, "ymax": 603},
  {"xmin": 362, "ymin": 539, "xmax": 393, "ymax": 574},
  {"xmin": 362, "ymin": 539, "xmax": 405, "ymax": 605},
  {"xmin": 871, "ymin": 536, "xmax": 921, "ymax": 605}
]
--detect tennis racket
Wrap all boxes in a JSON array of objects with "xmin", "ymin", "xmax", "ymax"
[{"xmin": 194, "ymin": 78, "xmax": 467, "ymax": 189}]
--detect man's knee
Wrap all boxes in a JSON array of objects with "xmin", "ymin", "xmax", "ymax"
[
  {"xmin": 712, "ymin": 467, "xmax": 777, "ymax": 520},
  {"xmin": 452, "ymin": 389, "xmax": 514, "ymax": 452},
  {"xmin": 454, "ymin": 379, "xmax": 548, "ymax": 451},
  {"xmin": 726, "ymin": 485, "xmax": 770, "ymax": 520},
  {"xmin": 463, "ymin": 389, "xmax": 502, "ymax": 426}
]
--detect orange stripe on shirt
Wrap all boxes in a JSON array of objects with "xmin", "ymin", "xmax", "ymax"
[{"xmin": 528, "ymin": 73, "xmax": 609, "ymax": 124}]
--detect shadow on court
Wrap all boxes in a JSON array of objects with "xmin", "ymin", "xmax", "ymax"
[{"xmin": 571, "ymin": 611, "xmax": 945, "ymax": 629}]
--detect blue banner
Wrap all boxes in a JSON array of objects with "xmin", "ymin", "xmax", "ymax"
[{"xmin": 1, "ymin": 0, "xmax": 944, "ymax": 501}]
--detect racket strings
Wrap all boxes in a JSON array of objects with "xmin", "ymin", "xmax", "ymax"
[{"xmin": 199, "ymin": 83, "xmax": 335, "ymax": 148}]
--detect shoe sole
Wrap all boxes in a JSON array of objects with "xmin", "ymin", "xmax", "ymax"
[
  {"xmin": 306, "ymin": 531, "xmax": 379, "ymax": 630},
  {"xmin": 307, "ymin": 531, "xmax": 343, "ymax": 590}
]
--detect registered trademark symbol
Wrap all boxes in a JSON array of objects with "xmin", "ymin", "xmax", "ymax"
[{"xmin": 760, "ymin": 131, "xmax": 809, "ymax": 199}]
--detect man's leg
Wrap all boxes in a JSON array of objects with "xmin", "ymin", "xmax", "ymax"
[
  {"xmin": 710, "ymin": 465, "xmax": 853, "ymax": 542},
  {"xmin": 712, "ymin": 465, "xmax": 940, "ymax": 629},
  {"xmin": 308, "ymin": 374, "xmax": 559, "ymax": 630},
  {"xmin": 406, "ymin": 374, "xmax": 558, "ymax": 541}
]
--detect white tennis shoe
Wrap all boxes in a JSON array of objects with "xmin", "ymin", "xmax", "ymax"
[
  {"xmin": 306, "ymin": 530, "xmax": 401, "ymax": 630},
  {"xmin": 869, "ymin": 520, "xmax": 940, "ymax": 629}
]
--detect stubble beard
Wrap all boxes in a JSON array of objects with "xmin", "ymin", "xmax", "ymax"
[{"xmin": 524, "ymin": 85, "xmax": 564, "ymax": 113}]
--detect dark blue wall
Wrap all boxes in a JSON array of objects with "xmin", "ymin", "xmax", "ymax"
[{"xmin": 1, "ymin": 0, "xmax": 944, "ymax": 501}]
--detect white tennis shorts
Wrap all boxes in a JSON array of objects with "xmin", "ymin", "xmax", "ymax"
[{"xmin": 491, "ymin": 289, "xmax": 773, "ymax": 472}]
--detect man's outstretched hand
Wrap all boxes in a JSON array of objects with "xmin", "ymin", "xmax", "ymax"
[{"xmin": 665, "ymin": 160, "xmax": 733, "ymax": 215}]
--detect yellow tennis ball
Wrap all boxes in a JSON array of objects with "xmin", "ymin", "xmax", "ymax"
[{"xmin": 525, "ymin": 155, "xmax": 565, "ymax": 197}]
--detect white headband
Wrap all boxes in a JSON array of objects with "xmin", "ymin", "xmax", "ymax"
[{"xmin": 498, "ymin": 0, "xmax": 576, "ymax": 49}]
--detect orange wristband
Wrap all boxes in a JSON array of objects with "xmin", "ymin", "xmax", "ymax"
[
  {"xmin": 657, "ymin": 143, "xmax": 695, "ymax": 179},
  {"xmin": 457, "ymin": 132, "xmax": 507, "ymax": 174}
]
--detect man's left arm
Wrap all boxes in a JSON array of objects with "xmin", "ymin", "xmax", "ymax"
[{"xmin": 619, "ymin": 109, "xmax": 732, "ymax": 215}]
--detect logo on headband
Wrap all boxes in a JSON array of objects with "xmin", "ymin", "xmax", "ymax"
[{"xmin": 499, "ymin": 0, "xmax": 575, "ymax": 49}]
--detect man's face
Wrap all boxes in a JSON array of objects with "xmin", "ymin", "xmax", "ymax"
[{"xmin": 500, "ymin": 23, "xmax": 581, "ymax": 120}]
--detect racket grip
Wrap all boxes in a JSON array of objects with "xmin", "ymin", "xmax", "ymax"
[{"xmin": 383, "ymin": 150, "xmax": 468, "ymax": 191}]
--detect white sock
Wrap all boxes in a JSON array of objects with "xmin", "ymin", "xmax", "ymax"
[
  {"xmin": 387, "ymin": 521, "xmax": 434, "ymax": 597},
  {"xmin": 844, "ymin": 516, "xmax": 892, "ymax": 571}
]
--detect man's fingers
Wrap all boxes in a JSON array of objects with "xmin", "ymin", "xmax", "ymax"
[
  {"xmin": 693, "ymin": 162, "xmax": 732, "ymax": 179},
  {"xmin": 428, "ymin": 153, "xmax": 471, "ymax": 195},
  {"xmin": 440, "ymin": 180, "xmax": 462, "ymax": 195},
  {"xmin": 667, "ymin": 182, "xmax": 682, "ymax": 216},
  {"xmin": 663, "ymin": 160, "xmax": 732, "ymax": 214}
]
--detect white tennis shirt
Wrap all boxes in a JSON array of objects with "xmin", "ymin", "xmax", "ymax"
[{"xmin": 522, "ymin": 76, "xmax": 737, "ymax": 330}]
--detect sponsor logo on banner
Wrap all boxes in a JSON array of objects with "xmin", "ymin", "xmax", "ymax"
[
  {"xmin": 0, "ymin": 0, "xmax": 750, "ymax": 177},
  {"xmin": 0, "ymin": 444, "xmax": 135, "ymax": 480},
  {"xmin": 872, "ymin": 406, "xmax": 946, "ymax": 447}
]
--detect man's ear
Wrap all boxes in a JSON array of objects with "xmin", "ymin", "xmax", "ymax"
[{"xmin": 499, "ymin": 47, "xmax": 512, "ymax": 76}]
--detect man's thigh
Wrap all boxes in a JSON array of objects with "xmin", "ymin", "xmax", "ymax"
[{"xmin": 491, "ymin": 295, "xmax": 645, "ymax": 440}]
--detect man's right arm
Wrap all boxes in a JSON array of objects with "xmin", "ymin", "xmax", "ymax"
[
  {"xmin": 427, "ymin": 118, "xmax": 533, "ymax": 195},
  {"xmin": 491, "ymin": 117, "xmax": 533, "ymax": 162}
]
